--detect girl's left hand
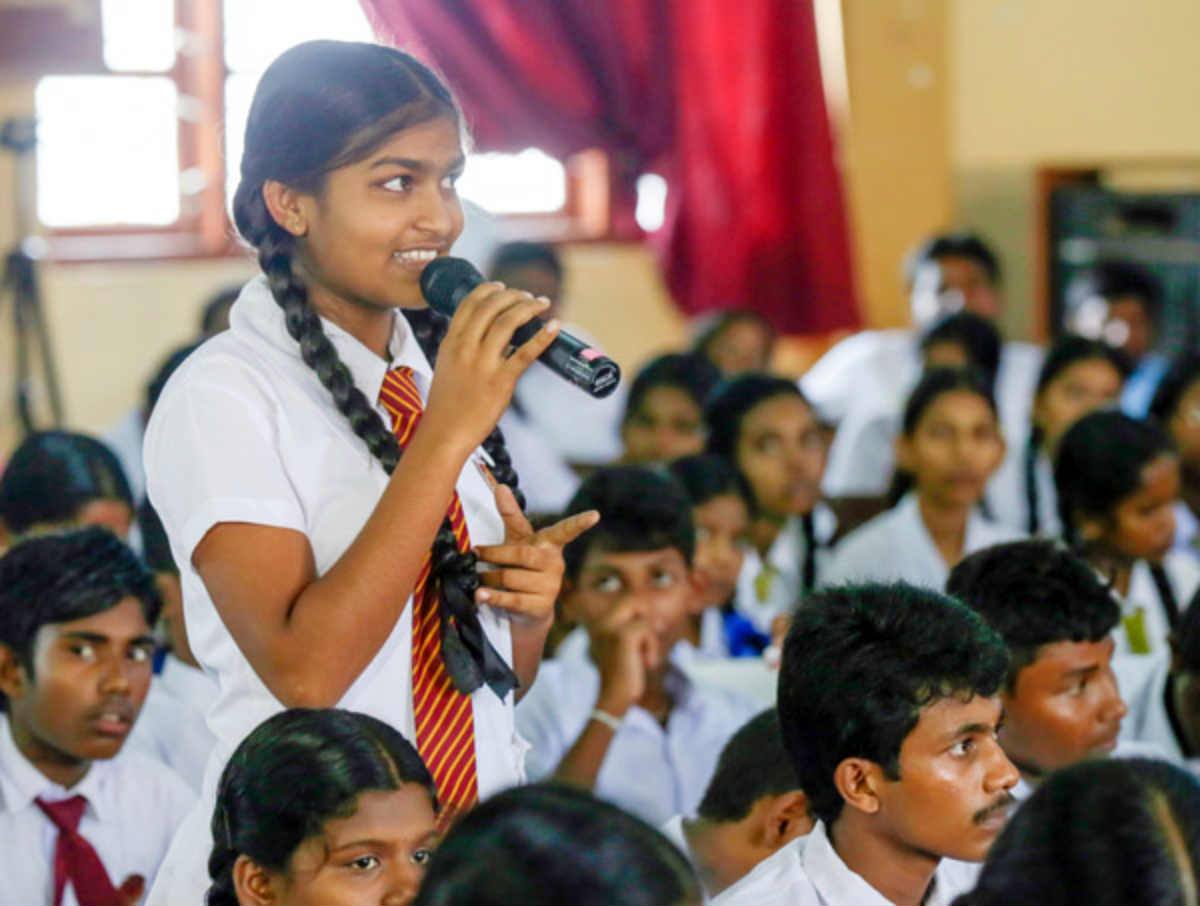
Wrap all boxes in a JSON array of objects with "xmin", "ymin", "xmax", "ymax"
[{"xmin": 473, "ymin": 484, "xmax": 599, "ymax": 625}]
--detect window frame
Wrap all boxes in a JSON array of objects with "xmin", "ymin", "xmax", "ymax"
[{"xmin": 40, "ymin": 0, "xmax": 613, "ymax": 263}]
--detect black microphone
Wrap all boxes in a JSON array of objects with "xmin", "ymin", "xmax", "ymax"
[{"xmin": 420, "ymin": 256, "xmax": 621, "ymax": 399}]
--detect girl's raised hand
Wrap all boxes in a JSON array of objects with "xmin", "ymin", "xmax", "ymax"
[{"xmin": 422, "ymin": 281, "xmax": 559, "ymax": 458}]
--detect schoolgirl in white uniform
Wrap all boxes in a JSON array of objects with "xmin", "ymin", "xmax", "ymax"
[
  {"xmin": 142, "ymin": 41, "xmax": 594, "ymax": 903},
  {"xmin": 824, "ymin": 368, "xmax": 1020, "ymax": 590},
  {"xmin": 1055, "ymin": 410, "xmax": 1200, "ymax": 658},
  {"xmin": 705, "ymin": 376, "xmax": 833, "ymax": 636},
  {"xmin": 988, "ymin": 336, "xmax": 1127, "ymax": 537}
]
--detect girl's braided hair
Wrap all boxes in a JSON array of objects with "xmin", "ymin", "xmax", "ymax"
[{"xmin": 231, "ymin": 41, "xmax": 522, "ymax": 694}]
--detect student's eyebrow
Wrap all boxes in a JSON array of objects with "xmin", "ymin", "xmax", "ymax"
[
  {"xmin": 1060, "ymin": 665, "xmax": 1099, "ymax": 680},
  {"xmin": 369, "ymin": 155, "xmax": 466, "ymax": 173},
  {"xmin": 945, "ymin": 721, "xmax": 993, "ymax": 741},
  {"xmin": 328, "ymin": 838, "xmax": 392, "ymax": 854},
  {"xmin": 58, "ymin": 631, "xmax": 110, "ymax": 644}
]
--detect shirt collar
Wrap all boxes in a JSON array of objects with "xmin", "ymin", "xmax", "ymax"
[
  {"xmin": 804, "ymin": 820, "xmax": 953, "ymax": 906},
  {"xmin": 0, "ymin": 714, "xmax": 113, "ymax": 822},
  {"xmin": 229, "ymin": 275, "xmax": 434, "ymax": 405}
]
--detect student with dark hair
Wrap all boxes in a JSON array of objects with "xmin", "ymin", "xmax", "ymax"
[
  {"xmin": 414, "ymin": 783, "xmax": 701, "ymax": 906},
  {"xmin": 1056, "ymin": 411, "xmax": 1200, "ymax": 657},
  {"xmin": 0, "ymin": 528, "xmax": 193, "ymax": 906},
  {"xmin": 1116, "ymin": 584, "xmax": 1200, "ymax": 767},
  {"xmin": 715, "ymin": 583, "xmax": 1017, "ymax": 906},
  {"xmin": 705, "ymin": 374, "xmax": 832, "ymax": 639},
  {"xmin": 953, "ymin": 758, "xmax": 1200, "ymax": 906},
  {"xmin": 516, "ymin": 467, "xmax": 757, "ymax": 825},
  {"xmin": 207, "ymin": 708, "xmax": 437, "ymax": 906},
  {"xmin": 0, "ymin": 430, "xmax": 134, "ymax": 548},
  {"xmin": 200, "ymin": 285, "xmax": 242, "ymax": 337},
  {"xmin": 691, "ymin": 310, "xmax": 778, "ymax": 377},
  {"xmin": 824, "ymin": 368, "xmax": 1018, "ymax": 590},
  {"xmin": 1150, "ymin": 352, "xmax": 1200, "ymax": 556},
  {"xmin": 665, "ymin": 454, "xmax": 754, "ymax": 659},
  {"xmin": 1064, "ymin": 258, "xmax": 1167, "ymax": 417},
  {"xmin": 919, "ymin": 312, "xmax": 1002, "ymax": 393},
  {"xmin": 988, "ymin": 336, "xmax": 1128, "ymax": 536},
  {"xmin": 142, "ymin": 40, "xmax": 597, "ymax": 903},
  {"xmin": 621, "ymin": 353, "xmax": 723, "ymax": 465},
  {"xmin": 945, "ymin": 539, "xmax": 1162, "ymax": 796},
  {"xmin": 126, "ymin": 500, "xmax": 218, "ymax": 791},
  {"xmin": 803, "ymin": 231, "xmax": 1042, "ymax": 502},
  {"xmin": 660, "ymin": 709, "xmax": 812, "ymax": 899}
]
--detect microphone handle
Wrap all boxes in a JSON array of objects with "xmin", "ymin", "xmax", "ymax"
[{"xmin": 510, "ymin": 317, "xmax": 621, "ymax": 399}]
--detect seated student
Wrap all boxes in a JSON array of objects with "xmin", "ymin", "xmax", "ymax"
[
  {"xmin": 945, "ymin": 539, "xmax": 1162, "ymax": 798},
  {"xmin": 715, "ymin": 583, "xmax": 1018, "ymax": 906},
  {"xmin": 988, "ymin": 337, "xmax": 1128, "ymax": 537},
  {"xmin": 661, "ymin": 709, "xmax": 813, "ymax": 900},
  {"xmin": 692, "ymin": 310, "xmax": 778, "ymax": 377},
  {"xmin": 414, "ymin": 783, "xmax": 700, "ymax": 906},
  {"xmin": 953, "ymin": 758, "xmax": 1200, "ymax": 906},
  {"xmin": 126, "ymin": 501, "xmax": 218, "ymax": 792},
  {"xmin": 802, "ymin": 232, "xmax": 1042, "ymax": 500},
  {"xmin": 823, "ymin": 368, "xmax": 1020, "ymax": 590},
  {"xmin": 0, "ymin": 430, "xmax": 134, "ymax": 548},
  {"xmin": 515, "ymin": 467, "xmax": 759, "ymax": 826},
  {"xmin": 1056, "ymin": 411, "xmax": 1200, "ymax": 657},
  {"xmin": 499, "ymin": 241, "xmax": 628, "ymax": 468},
  {"xmin": 1115, "ymin": 588, "xmax": 1200, "ymax": 768},
  {"xmin": 207, "ymin": 708, "xmax": 438, "ymax": 906},
  {"xmin": 705, "ymin": 375, "xmax": 833, "ymax": 639},
  {"xmin": 1149, "ymin": 352, "xmax": 1200, "ymax": 556},
  {"xmin": 1063, "ymin": 258, "xmax": 1167, "ymax": 418},
  {"xmin": 621, "ymin": 353, "xmax": 723, "ymax": 466},
  {"xmin": 820, "ymin": 312, "xmax": 1002, "ymax": 509},
  {"xmin": 666, "ymin": 454, "xmax": 754, "ymax": 659},
  {"xmin": 104, "ymin": 342, "xmax": 201, "ymax": 510},
  {"xmin": 0, "ymin": 528, "xmax": 193, "ymax": 906}
]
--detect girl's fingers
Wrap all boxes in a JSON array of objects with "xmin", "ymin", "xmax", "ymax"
[
  {"xmin": 474, "ymin": 542, "xmax": 560, "ymax": 571},
  {"xmin": 492, "ymin": 483, "xmax": 533, "ymax": 543},
  {"xmin": 503, "ymin": 318, "xmax": 559, "ymax": 376},
  {"xmin": 533, "ymin": 510, "xmax": 600, "ymax": 548},
  {"xmin": 478, "ymin": 567, "xmax": 557, "ymax": 595},
  {"xmin": 445, "ymin": 281, "xmax": 510, "ymax": 348},
  {"xmin": 473, "ymin": 586, "xmax": 552, "ymax": 620},
  {"xmin": 478, "ymin": 294, "xmax": 553, "ymax": 361}
]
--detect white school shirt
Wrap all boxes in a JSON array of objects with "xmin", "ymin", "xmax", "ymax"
[
  {"xmin": 103, "ymin": 406, "xmax": 147, "ymax": 505},
  {"xmin": 822, "ymin": 494, "xmax": 1023, "ymax": 591},
  {"xmin": 802, "ymin": 330, "xmax": 1043, "ymax": 498},
  {"xmin": 712, "ymin": 820, "xmax": 977, "ymax": 906},
  {"xmin": 1112, "ymin": 554, "xmax": 1200, "ymax": 658},
  {"xmin": 515, "ymin": 650, "xmax": 758, "ymax": 826},
  {"xmin": 142, "ymin": 276, "xmax": 526, "ymax": 904},
  {"xmin": 1174, "ymin": 501, "xmax": 1200, "ymax": 558},
  {"xmin": 1114, "ymin": 653, "xmax": 1188, "ymax": 763},
  {"xmin": 496, "ymin": 407, "xmax": 580, "ymax": 515},
  {"xmin": 126, "ymin": 654, "xmax": 219, "ymax": 793},
  {"xmin": 0, "ymin": 715, "xmax": 194, "ymax": 906},
  {"xmin": 986, "ymin": 438, "xmax": 1060, "ymax": 537},
  {"xmin": 734, "ymin": 509, "xmax": 836, "ymax": 635}
]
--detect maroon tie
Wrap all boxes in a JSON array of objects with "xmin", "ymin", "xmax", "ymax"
[{"xmin": 34, "ymin": 795, "xmax": 143, "ymax": 906}]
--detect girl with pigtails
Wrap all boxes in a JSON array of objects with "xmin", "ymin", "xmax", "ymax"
[{"xmin": 142, "ymin": 40, "xmax": 597, "ymax": 904}]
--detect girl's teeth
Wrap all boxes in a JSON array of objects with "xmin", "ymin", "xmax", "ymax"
[{"xmin": 397, "ymin": 250, "xmax": 437, "ymax": 262}]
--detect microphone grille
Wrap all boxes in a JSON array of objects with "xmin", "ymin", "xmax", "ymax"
[{"xmin": 419, "ymin": 256, "xmax": 484, "ymax": 315}]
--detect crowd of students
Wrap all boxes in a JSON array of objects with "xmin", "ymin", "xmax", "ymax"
[{"xmin": 2, "ymin": 36, "xmax": 1200, "ymax": 906}]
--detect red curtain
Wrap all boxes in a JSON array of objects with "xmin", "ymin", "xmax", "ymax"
[{"xmin": 360, "ymin": 0, "xmax": 859, "ymax": 333}]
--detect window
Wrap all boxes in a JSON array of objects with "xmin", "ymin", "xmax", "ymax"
[{"xmin": 34, "ymin": 0, "xmax": 601, "ymax": 261}]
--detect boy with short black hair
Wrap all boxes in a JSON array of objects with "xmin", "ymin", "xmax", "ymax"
[
  {"xmin": 516, "ymin": 466, "xmax": 758, "ymax": 826},
  {"xmin": 0, "ymin": 527, "xmax": 194, "ymax": 906},
  {"xmin": 661, "ymin": 708, "xmax": 812, "ymax": 899},
  {"xmin": 716, "ymin": 582, "xmax": 1017, "ymax": 906},
  {"xmin": 946, "ymin": 538, "xmax": 1156, "ymax": 793}
]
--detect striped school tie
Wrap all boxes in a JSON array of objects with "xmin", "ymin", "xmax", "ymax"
[{"xmin": 378, "ymin": 366, "xmax": 479, "ymax": 816}]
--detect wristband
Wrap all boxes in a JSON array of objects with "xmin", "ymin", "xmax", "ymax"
[{"xmin": 589, "ymin": 708, "xmax": 624, "ymax": 732}]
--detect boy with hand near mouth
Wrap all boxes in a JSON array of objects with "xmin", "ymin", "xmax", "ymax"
[
  {"xmin": 946, "ymin": 538, "xmax": 1164, "ymax": 796},
  {"xmin": 516, "ymin": 466, "xmax": 759, "ymax": 826},
  {"xmin": 715, "ymin": 582, "xmax": 1018, "ymax": 906},
  {"xmin": 0, "ymin": 528, "xmax": 193, "ymax": 906}
]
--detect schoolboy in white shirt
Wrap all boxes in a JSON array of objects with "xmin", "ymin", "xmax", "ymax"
[
  {"xmin": 660, "ymin": 708, "xmax": 812, "ymax": 901},
  {"xmin": 946, "ymin": 538, "xmax": 1165, "ymax": 799},
  {"xmin": 0, "ymin": 528, "xmax": 193, "ymax": 906},
  {"xmin": 516, "ymin": 466, "xmax": 760, "ymax": 826},
  {"xmin": 715, "ymin": 583, "xmax": 1018, "ymax": 906}
]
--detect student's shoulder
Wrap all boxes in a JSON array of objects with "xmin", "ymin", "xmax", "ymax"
[
  {"xmin": 107, "ymin": 746, "xmax": 197, "ymax": 816},
  {"xmin": 711, "ymin": 836, "xmax": 813, "ymax": 906},
  {"xmin": 827, "ymin": 507, "xmax": 904, "ymax": 566}
]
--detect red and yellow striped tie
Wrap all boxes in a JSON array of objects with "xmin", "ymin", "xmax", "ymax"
[{"xmin": 378, "ymin": 366, "xmax": 479, "ymax": 818}]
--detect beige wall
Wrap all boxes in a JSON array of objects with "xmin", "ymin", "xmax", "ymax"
[{"xmin": 950, "ymin": 0, "xmax": 1200, "ymax": 340}]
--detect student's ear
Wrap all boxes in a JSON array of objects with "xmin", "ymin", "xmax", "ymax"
[
  {"xmin": 833, "ymin": 757, "xmax": 883, "ymax": 816},
  {"xmin": 261, "ymin": 180, "xmax": 310, "ymax": 239},
  {"xmin": 687, "ymin": 567, "xmax": 709, "ymax": 612},
  {"xmin": 233, "ymin": 854, "xmax": 279, "ymax": 906},
  {"xmin": 0, "ymin": 642, "xmax": 29, "ymax": 704},
  {"xmin": 1077, "ymin": 514, "xmax": 1107, "ymax": 544},
  {"xmin": 989, "ymin": 430, "xmax": 1007, "ymax": 474},
  {"xmin": 761, "ymin": 790, "xmax": 814, "ymax": 847},
  {"xmin": 894, "ymin": 434, "xmax": 915, "ymax": 474}
]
